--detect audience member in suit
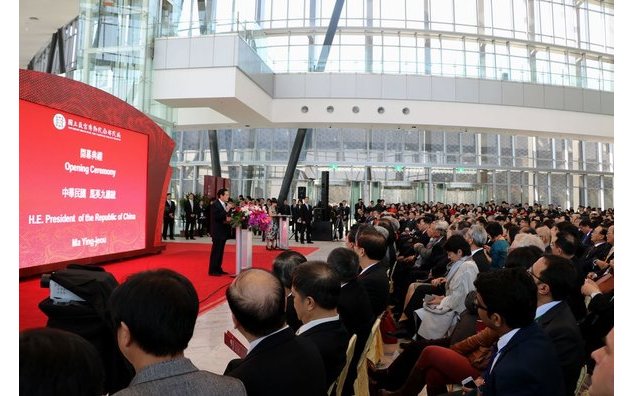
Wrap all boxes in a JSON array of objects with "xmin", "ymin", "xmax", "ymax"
[
  {"xmin": 183, "ymin": 193, "xmax": 199, "ymax": 240},
  {"xmin": 580, "ymin": 278, "xmax": 614, "ymax": 373},
  {"xmin": 578, "ymin": 218, "xmax": 594, "ymax": 248},
  {"xmin": 208, "ymin": 188, "xmax": 233, "ymax": 276},
  {"xmin": 327, "ymin": 247, "xmax": 374, "ymax": 396},
  {"xmin": 463, "ymin": 269, "xmax": 565, "ymax": 396},
  {"xmin": 587, "ymin": 224, "xmax": 614, "ymax": 280},
  {"xmin": 224, "ymin": 269, "xmax": 327, "ymax": 396},
  {"xmin": 109, "ymin": 269, "xmax": 246, "ymax": 396},
  {"xmin": 422, "ymin": 220, "xmax": 451, "ymax": 278},
  {"xmin": 298, "ymin": 196, "xmax": 314, "ymax": 244},
  {"xmin": 529, "ymin": 255, "xmax": 586, "ymax": 396},
  {"xmin": 291, "ymin": 199, "xmax": 300, "ymax": 241},
  {"xmin": 20, "ymin": 327, "xmax": 106, "ymax": 396},
  {"xmin": 588, "ymin": 328, "xmax": 614, "ymax": 396},
  {"xmin": 390, "ymin": 220, "xmax": 451, "ymax": 338},
  {"xmin": 466, "ymin": 224, "xmax": 491, "ymax": 273},
  {"xmin": 292, "ymin": 261, "xmax": 350, "ymax": 388},
  {"xmin": 162, "ymin": 192, "xmax": 176, "ymax": 240},
  {"xmin": 272, "ymin": 250, "xmax": 308, "ymax": 332},
  {"xmin": 551, "ymin": 231, "xmax": 588, "ymax": 321},
  {"xmin": 581, "ymin": 224, "xmax": 612, "ymax": 275},
  {"xmin": 353, "ymin": 225, "xmax": 390, "ymax": 319}
]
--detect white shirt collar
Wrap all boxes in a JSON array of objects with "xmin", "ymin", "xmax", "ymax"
[
  {"xmin": 296, "ymin": 315, "xmax": 340, "ymax": 335},
  {"xmin": 490, "ymin": 327, "xmax": 521, "ymax": 371},
  {"xmin": 247, "ymin": 325, "xmax": 289, "ymax": 355},
  {"xmin": 535, "ymin": 300, "xmax": 561, "ymax": 320},
  {"xmin": 359, "ymin": 261, "xmax": 380, "ymax": 276}
]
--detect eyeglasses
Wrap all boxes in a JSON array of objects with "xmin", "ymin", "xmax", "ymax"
[
  {"xmin": 527, "ymin": 268, "xmax": 546, "ymax": 284},
  {"xmin": 473, "ymin": 300, "xmax": 490, "ymax": 312}
]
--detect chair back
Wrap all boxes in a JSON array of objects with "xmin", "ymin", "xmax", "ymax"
[
  {"xmin": 330, "ymin": 334, "xmax": 358, "ymax": 396},
  {"xmin": 353, "ymin": 316, "xmax": 383, "ymax": 396}
]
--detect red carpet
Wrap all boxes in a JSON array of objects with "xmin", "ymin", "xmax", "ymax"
[{"xmin": 19, "ymin": 242, "xmax": 318, "ymax": 331}]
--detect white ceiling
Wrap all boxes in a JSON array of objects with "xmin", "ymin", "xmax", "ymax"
[{"xmin": 19, "ymin": 0, "xmax": 79, "ymax": 68}]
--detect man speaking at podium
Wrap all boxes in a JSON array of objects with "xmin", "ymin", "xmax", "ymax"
[{"xmin": 209, "ymin": 188, "xmax": 233, "ymax": 276}]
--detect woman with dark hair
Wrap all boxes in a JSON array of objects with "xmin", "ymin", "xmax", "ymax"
[
  {"xmin": 413, "ymin": 235, "xmax": 479, "ymax": 341},
  {"xmin": 485, "ymin": 221, "xmax": 509, "ymax": 269}
]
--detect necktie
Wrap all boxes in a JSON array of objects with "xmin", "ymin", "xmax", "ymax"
[{"xmin": 483, "ymin": 343, "xmax": 499, "ymax": 384}]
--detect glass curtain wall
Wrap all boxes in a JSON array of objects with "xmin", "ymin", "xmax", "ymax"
[
  {"xmin": 158, "ymin": 0, "xmax": 614, "ymax": 90},
  {"xmin": 170, "ymin": 128, "xmax": 614, "ymax": 210}
]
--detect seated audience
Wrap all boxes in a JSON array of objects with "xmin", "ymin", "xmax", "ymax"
[
  {"xmin": 20, "ymin": 327, "xmax": 106, "ymax": 396},
  {"xmin": 551, "ymin": 230, "xmax": 588, "ymax": 320},
  {"xmin": 529, "ymin": 255, "xmax": 585, "ymax": 396},
  {"xmin": 292, "ymin": 260, "xmax": 350, "ymax": 388},
  {"xmin": 353, "ymin": 226, "xmax": 390, "ymax": 319},
  {"xmin": 224, "ymin": 268, "xmax": 327, "ymax": 396},
  {"xmin": 509, "ymin": 233, "xmax": 545, "ymax": 252},
  {"xmin": 370, "ymin": 291, "xmax": 481, "ymax": 393},
  {"xmin": 484, "ymin": 222, "xmax": 509, "ymax": 269},
  {"xmin": 327, "ymin": 247, "xmax": 374, "ymax": 396},
  {"xmin": 580, "ymin": 278, "xmax": 614, "ymax": 373},
  {"xmin": 467, "ymin": 269, "xmax": 565, "ymax": 395},
  {"xmin": 465, "ymin": 224, "xmax": 491, "ymax": 273},
  {"xmin": 504, "ymin": 245, "xmax": 544, "ymax": 270},
  {"xmin": 272, "ymin": 250, "xmax": 307, "ymax": 331},
  {"xmin": 413, "ymin": 235, "xmax": 479, "ymax": 341},
  {"xmin": 109, "ymin": 269, "xmax": 246, "ymax": 395}
]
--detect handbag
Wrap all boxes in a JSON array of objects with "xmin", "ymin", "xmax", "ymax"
[{"xmin": 414, "ymin": 302, "xmax": 459, "ymax": 340}]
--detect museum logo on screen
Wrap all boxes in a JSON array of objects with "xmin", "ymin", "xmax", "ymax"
[{"xmin": 53, "ymin": 112, "xmax": 122, "ymax": 141}]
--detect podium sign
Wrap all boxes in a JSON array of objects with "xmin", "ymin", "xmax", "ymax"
[{"xmin": 235, "ymin": 228, "xmax": 253, "ymax": 274}]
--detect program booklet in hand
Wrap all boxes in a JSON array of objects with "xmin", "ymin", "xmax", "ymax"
[{"xmin": 224, "ymin": 330, "xmax": 247, "ymax": 358}]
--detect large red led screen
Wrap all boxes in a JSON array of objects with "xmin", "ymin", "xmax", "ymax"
[{"xmin": 19, "ymin": 100, "xmax": 149, "ymax": 269}]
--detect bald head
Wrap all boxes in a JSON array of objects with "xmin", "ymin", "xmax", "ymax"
[{"xmin": 226, "ymin": 269, "xmax": 286, "ymax": 338}]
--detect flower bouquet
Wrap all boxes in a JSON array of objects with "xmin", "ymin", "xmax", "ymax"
[{"xmin": 230, "ymin": 204, "xmax": 271, "ymax": 233}]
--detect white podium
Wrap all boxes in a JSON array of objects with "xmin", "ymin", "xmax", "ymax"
[
  {"xmin": 274, "ymin": 215, "xmax": 291, "ymax": 250},
  {"xmin": 235, "ymin": 228, "xmax": 253, "ymax": 274}
]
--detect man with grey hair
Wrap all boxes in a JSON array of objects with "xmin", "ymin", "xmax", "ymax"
[
  {"xmin": 510, "ymin": 233, "xmax": 546, "ymax": 252},
  {"xmin": 421, "ymin": 220, "xmax": 451, "ymax": 280},
  {"xmin": 466, "ymin": 224, "xmax": 491, "ymax": 273}
]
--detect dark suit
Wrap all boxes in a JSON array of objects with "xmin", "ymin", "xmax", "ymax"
[
  {"xmin": 224, "ymin": 327, "xmax": 327, "ymax": 396},
  {"xmin": 183, "ymin": 199, "xmax": 198, "ymax": 239},
  {"xmin": 471, "ymin": 248, "xmax": 491, "ymax": 273},
  {"xmin": 299, "ymin": 319, "xmax": 350, "ymax": 387},
  {"xmin": 425, "ymin": 237, "xmax": 450, "ymax": 279},
  {"xmin": 298, "ymin": 202, "xmax": 313, "ymax": 243},
  {"xmin": 581, "ymin": 242, "xmax": 612, "ymax": 275},
  {"xmin": 579, "ymin": 291, "xmax": 613, "ymax": 366},
  {"xmin": 536, "ymin": 302, "xmax": 585, "ymax": 396},
  {"xmin": 291, "ymin": 204, "xmax": 300, "ymax": 241},
  {"xmin": 338, "ymin": 280, "xmax": 374, "ymax": 396},
  {"xmin": 208, "ymin": 199, "xmax": 231, "ymax": 274},
  {"xmin": 483, "ymin": 322, "xmax": 565, "ymax": 396},
  {"xmin": 285, "ymin": 294, "xmax": 302, "ymax": 332},
  {"xmin": 162, "ymin": 199, "xmax": 176, "ymax": 239},
  {"xmin": 358, "ymin": 262, "xmax": 390, "ymax": 319},
  {"xmin": 581, "ymin": 230, "xmax": 593, "ymax": 248}
]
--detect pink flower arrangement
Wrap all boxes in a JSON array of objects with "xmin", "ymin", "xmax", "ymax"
[{"xmin": 230, "ymin": 204, "xmax": 271, "ymax": 232}]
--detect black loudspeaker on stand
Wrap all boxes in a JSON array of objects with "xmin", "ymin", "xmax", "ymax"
[
  {"xmin": 321, "ymin": 171, "xmax": 329, "ymax": 207},
  {"xmin": 298, "ymin": 186, "xmax": 306, "ymax": 200}
]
